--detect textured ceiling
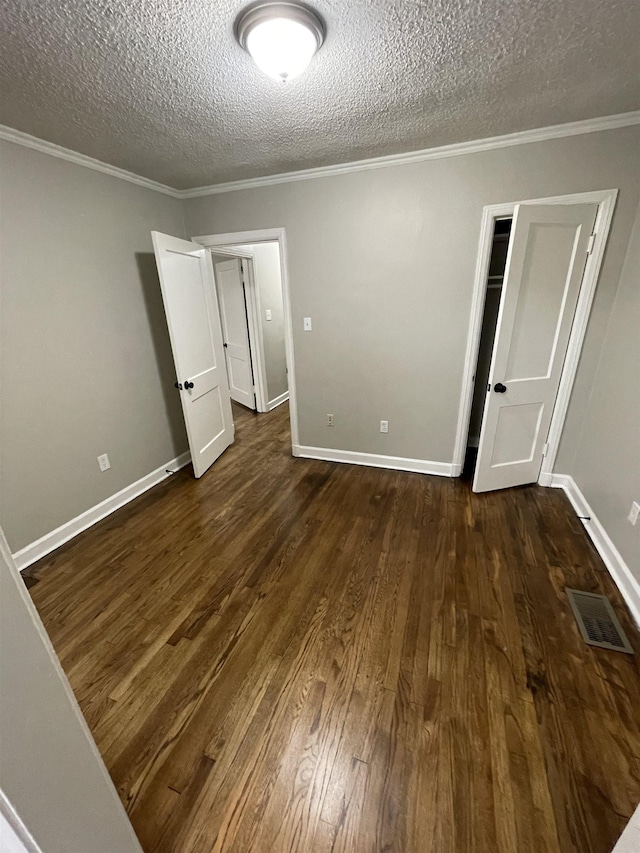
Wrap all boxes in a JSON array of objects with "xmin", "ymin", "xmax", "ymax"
[{"xmin": 1, "ymin": 0, "xmax": 638, "ymax": 189}]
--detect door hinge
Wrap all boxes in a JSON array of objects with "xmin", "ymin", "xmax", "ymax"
[
  {"xmin": 542, "ymin": 442, "xmax": 549, "ymax": 457},
  {"xmin": 587, "ymin": 233, "xmax": 596, "ymax": 255}
]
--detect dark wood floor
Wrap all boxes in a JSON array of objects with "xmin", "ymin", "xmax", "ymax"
[{"xmin": 28, "ymin": 403, "xmax": 639, "ymax": 853}]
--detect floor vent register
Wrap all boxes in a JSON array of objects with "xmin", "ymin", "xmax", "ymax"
[{"xmin": 566, "ymin": 588, "xmax": 634, "ymax": 654}]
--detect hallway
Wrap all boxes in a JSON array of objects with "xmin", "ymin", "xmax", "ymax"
[{"xmin": 27, "ymin": 403, "xmax": 640, "ymax": 853}]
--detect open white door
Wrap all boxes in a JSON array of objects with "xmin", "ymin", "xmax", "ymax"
[
  {"xmin": 473, "ymin": 202, "xmax": 597, "ymax": 493},
  {"xmin": 214, "ymin": 258, "xmax": 256, "ymax": 409},
  {"xmin": 151, "ymin": 232, "xmax": 234, "ymax": 478}
]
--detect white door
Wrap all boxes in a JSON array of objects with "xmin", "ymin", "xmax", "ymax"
[
  {"xmin": 215, "ymin": 258, "xmax": 256, "ymax": 409},
  {"xmin": 473, "ymin": 202, "xmax": 597, "ymax": 493},
  {"xmin": 151, "ymin": 232, "xmax": 234, "ymax": 478}
]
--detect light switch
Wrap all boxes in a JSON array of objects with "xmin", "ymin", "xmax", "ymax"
[
  {"xmin": 265, "ymin": 309, "xmax": 272, "ymax": 321},
  {"xmin": 303, "ymin": 317, "xmax": 312, "ymax": 331}
]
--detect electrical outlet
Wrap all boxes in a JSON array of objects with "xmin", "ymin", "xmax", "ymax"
[
  {"xmin": 327, "ymin": 414, "xmax": 334, "ymax": 427},
  {"xmin": 97, "ymin": 453, "xmax": 111, "ymax": 472},
  {"xmin": 303, "ymin": 317, "xmax": 312, "ymax": 331},
  {"xmin": 380, "ymin": 420, "xmax": 389, "ymax": 434},
  {"xmin": 628, "ymin": 501, "xmax": 640, "ymax": 526}
]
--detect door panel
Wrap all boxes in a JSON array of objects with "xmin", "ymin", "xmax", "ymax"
[
  {"xmin": 490, "ymin": 402, "xmax": 544, "ymax": 466},
  {"xmin": 505, "ymin": 223, "xmax": 582, "ymax": 380},
  {"xmin": 473, "ymin": 203, "xmax": 597, "ymax": 493},
  {"xmin": 215, "ymin": 259, "xmax": 256, "ymax": 409},
  {"xmin": 152, "ymin": 232, "xmax": 234, "ymax": 478}
]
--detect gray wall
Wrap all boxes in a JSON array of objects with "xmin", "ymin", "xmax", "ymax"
[
  {"xmin": 240, "ymin": 242, "xmax": 288, "ymax": 404},
  {"xmin": 0, "ymin": 141, "xmax": 188, "ymax": 553},
  {"xmin": 184, "ymin": 126, "xmax": 640, "ymax": 463},
  {"xmin": 2, "ymin": 126, "xmax": 639, "ymax": 569},
  {"xmin": 558, "ymin": 199, "xmax": 640, "ymax": 582},
  {"xmin": 0, "ymin": 528, "xmax": 141, "ymax": 852}
]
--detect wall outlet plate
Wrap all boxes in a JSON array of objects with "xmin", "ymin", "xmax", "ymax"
[
  {"xmin": 326, "ymin": 414, "xmax": 334, "ymax": 427},
  {"xmin": 97, "ymin": 453, "xmax": 111, "ymax": 472},
  {"xmin": 303, "ymin": 317, "xmax": 312, "ymax": 331},
  {"xmin": 628, "ymin": 501, "xmax": 640, "ymax": 526},
  {"xmin": 380, "ymin": 420, "xmax": 389, "ymax": 434}
]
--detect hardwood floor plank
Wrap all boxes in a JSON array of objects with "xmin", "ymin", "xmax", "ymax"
[{"xmin": 26, "ymin": 402, "xmax": 640, "ymax": 852}]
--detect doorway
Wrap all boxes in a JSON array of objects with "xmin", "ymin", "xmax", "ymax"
[
  {"xmin": 194, "ymin": 229, "xmax": 298, "ymax": 451},
  {"xmin": 454, "ymin": 189, "xmax": 618, "ymax": 491},
  {"xmin": 151, "ymin": 228, "xmax": 294, "ymax": 480},
  {"xmin": 209, "ymin": 241, "xmax": 289, "ymax": 415}
]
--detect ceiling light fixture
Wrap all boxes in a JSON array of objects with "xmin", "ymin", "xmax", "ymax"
[{"xmin": 235, "ymin": 2, "xmax": 325, "ymax": 83}]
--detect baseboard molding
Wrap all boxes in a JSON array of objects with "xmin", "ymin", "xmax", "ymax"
[
  {"xmin": 12, "ymin": 451, "xmax": 191, "ymax": 571},
  {"xmin": 548, "ymin": 473, "xmax": 640, "ymax": 629},
  {"xmin": 293, "ymin": 445, "xmax": 455, "ymax": 477},
  {"xmin": 268, "ymin": 391, "xmax": 289, "ymax": 411}
]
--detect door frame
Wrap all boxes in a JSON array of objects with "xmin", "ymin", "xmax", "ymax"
[
  {"xmin": 452, "ymin": 188, "xmax": 618, "ymax": 483},
  {"xmin": 210, "ymin": 247, "xmax": 267, "ymax": 412},
  {"xmin": 193, "ymin": 228, "xmax": 299, "ymax": 450}
]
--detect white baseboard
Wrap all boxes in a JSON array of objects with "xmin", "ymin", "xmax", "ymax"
[
  {"xmin": 12, "ymin": 451, "xmax": 191, "ymax": 571},
  {"xmin": 548, "ymin": 473, "xmax": 640, "ymax": 629},
  {"xmin": 268, "ymin": 391, "xmax": 289, "ymax": 410},
  {"xmin": 293, "ymin": 445, "xmax": 455, "ymax": 477}
]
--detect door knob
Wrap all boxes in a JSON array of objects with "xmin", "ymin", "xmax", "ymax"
[
  {"xmin": 494, "ymin": 382, "xmax": 507, "ymax": 393},
  {"xmin": 174, "ymin": 382, "xmax": 183, "ymax": 390},
  {"xmin": 184, "ymin": 380, "xmax": 194, "ymax": 390},
  {"xmin": 223, "ymin": 342, "xmax": 228, "ymax": 348}
]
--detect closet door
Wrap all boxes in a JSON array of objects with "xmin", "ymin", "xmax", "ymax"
[{"xmin": 473, "ymin": 202, "xmax": 597, "ymax": 492}]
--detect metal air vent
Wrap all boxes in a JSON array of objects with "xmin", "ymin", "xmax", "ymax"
[{"xmin": 566, "ymin": 589, "xmax": 634, "ymax": 654}]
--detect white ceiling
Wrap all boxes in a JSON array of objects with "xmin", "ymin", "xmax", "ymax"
[{"xmin": 1, "ymin": 0, "xmax": 638, "ymax": 189}]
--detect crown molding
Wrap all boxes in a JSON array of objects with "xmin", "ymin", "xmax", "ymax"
[
  {"xmin": 1, "ymin": 111, "xmax": 638, "ymax": 200},
  {"xmin": 0, "ymin": 124, "xmax": 181, "ymax": 198},
  {"xmin": 178, "ymin": 111, "xmax": 640, "ymax": 198}
]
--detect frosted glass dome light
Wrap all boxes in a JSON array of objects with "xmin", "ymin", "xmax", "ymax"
[{"xmin": 236, "ymin": 2, "xmax": 325, "ymax": 83}]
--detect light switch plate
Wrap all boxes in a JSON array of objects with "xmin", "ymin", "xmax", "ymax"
[
  {"xmin": 628, "ymin": 501, "xmax": 640, "ymax": 526},
  {"xmin": 303, "ymin": 317, "xmax": 312, "ymax": 331},
  {"xmin": 265, "ymin": 309, "xmax": 272, "ymax": 321},
  {"xmin": 97, "ymin": 453, "xmax": 111, "ymax": 472}
]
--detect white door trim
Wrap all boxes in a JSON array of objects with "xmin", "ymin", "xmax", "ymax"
[
  {"xmin": 209, "ymin": 248, "xmax": 268, "ymax": 413},
  {"xmin": 452, "ymin": 188, "xmax": 618, "ymax": 481},
  {"xmin": 0, "ymin": 788, "xmax": 43, "ymax": 853},
  {"xmin": 193, "ymin": 229, "xmax": 298, "ymax": 449}
]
